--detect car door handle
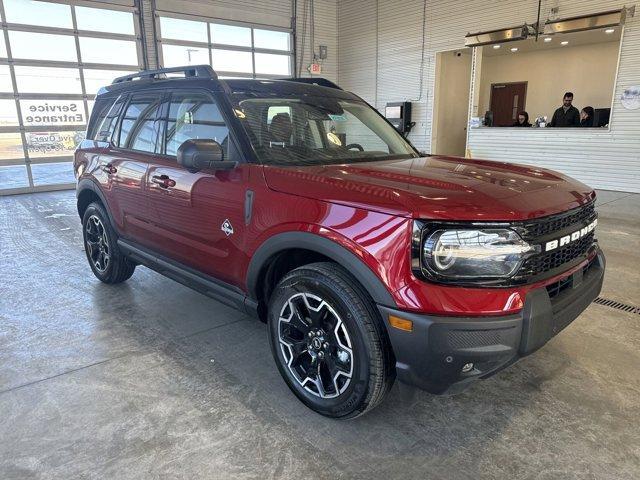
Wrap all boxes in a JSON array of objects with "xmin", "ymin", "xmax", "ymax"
[
  {"xmin": 151, "ymin": 174, "xmax": 176, "ymax": 189},
  {"xmin": 101, "ymin": 163, "xmax": 117, "ymax": 174}
]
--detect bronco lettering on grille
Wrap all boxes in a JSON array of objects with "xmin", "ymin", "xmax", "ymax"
[{"xmin": 544, "ymin": 219, "xmax": 597, "ymax": 252}]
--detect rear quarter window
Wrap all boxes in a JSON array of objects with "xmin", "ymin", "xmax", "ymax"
[{"xmin": 86, "ymin": 95, "xmax": 125, "ymax": 143}]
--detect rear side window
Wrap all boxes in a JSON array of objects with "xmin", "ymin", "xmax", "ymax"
[
  {"xmin": 117, "ymin": 93, "xmax": 162, "ymax": 152},
  {"xmin": 90, "ymin": 96, "xmax": 125, "ymax": 142},
  {"xmin": 164, "ymin": 91, "xmax": 229, "ymax": 157}
]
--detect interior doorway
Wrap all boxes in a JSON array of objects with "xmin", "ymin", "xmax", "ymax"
[
  {"xmin": 490, "ymin": 82, "xmax": 527, "ymax": 126},
  {"xmin": 432, "ymin": 49, "xmax": 472, "ymax": 157}
]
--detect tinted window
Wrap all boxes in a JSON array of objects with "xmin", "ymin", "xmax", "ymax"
[
  {"xmin": 118, "ymin": 94, "xmax": 162, "ymax": 151},
  {"xmin": 93, "ymin": 97, "xmax": 125, "ymax": 142},
  {"xmin": 165, "ymin": 92, "xmax": 229, "ymax": 157}
]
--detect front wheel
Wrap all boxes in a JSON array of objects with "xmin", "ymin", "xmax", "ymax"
[{"xmin": 267, "ymin": 262, "xmax": 395, "ymax": 419}]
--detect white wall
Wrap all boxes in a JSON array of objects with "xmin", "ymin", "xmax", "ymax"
[{"xmin": 337, "ymin": 0, "xmax": 640, "ymax": 193}]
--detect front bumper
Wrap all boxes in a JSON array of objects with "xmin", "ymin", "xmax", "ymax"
[{"xmin": 379, "ymin": 248, "xmax": 605, "ymax": 394}]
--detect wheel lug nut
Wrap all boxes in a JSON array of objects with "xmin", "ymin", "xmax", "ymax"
[
  {"xmin": 308, "ymin": 331, "xmax": 313, "ymax": 337},
  {"xmin": 318, "ymin": 351, "xmax": 324, "ymax": 359},
  {"xmin": 323, "ymin": 342, "xmax": 329, "ymax": 349}
]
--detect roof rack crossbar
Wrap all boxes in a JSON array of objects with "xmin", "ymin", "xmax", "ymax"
[
  {"xmin": 112, "ymin": 65, "xmax": 217, "ymax": 84},
  {"xmin": 280, "ymin": 77, "xmax": 343, "ymax": 90}
]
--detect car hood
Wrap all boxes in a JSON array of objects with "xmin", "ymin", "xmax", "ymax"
[{"xmin": 262, "ymin": 156, "xmax": 596, "ymax": 221}]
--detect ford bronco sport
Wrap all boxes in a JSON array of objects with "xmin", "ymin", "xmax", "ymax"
[{"xmin": 75, "ymin": 65, "xmax": 605, "ymax": 418}]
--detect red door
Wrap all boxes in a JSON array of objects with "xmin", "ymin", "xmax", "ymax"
[
  {"xmin": 490, "ymin": 82, "xmax": 527, "ymax": 127},
  {"xmin": 95, "ymin": 92, "xmax": 162, "ymax": 242},
  {"xmin": 143, "ymin": 90, "xmax": 249, "ymax": 288}
]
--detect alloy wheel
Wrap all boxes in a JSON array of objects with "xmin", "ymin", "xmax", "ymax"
[
  {"xmin": 85, "ymin": 215, "xmax": 110, "ymax": 273},
  {"xmin": 278, "ymin": 292, "xmax": 353, "ymax": 398}
]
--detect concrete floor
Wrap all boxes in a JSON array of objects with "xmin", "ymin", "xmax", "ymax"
[{"xmin": 0, "ymin": 189, "xmax": 638, "ymax": 480}]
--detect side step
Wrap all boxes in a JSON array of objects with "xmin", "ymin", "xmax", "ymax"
[{"xmin": 117, "ymin": 239, "xmax": 259, "ymax": 317}]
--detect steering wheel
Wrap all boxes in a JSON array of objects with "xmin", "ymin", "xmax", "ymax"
[{"xmin": 345, "ymin": 143, "xmax": 364, "ymax": 152}]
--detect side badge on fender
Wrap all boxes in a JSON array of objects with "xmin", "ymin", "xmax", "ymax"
[{"xmin": 221, "ymin": 219, "xmax": 234, "ymax": 236}]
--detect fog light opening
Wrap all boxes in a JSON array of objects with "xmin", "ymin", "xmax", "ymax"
[{"xmin": 461, "ymin": 363, "xmax": 474, "ymax": 373}]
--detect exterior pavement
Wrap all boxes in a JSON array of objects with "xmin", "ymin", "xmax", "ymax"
[{"xmin": 0, "ymin": 189, "xmax": 638, "ymax": 479}]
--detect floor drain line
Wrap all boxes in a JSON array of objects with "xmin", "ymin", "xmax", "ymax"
[{"xmin": 593, "ymin": 297, "xmax": 640, "ymax": 315}]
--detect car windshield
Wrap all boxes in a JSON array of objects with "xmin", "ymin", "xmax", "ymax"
[{"xmin": 231, "ymin": 94, "xmax": 418, "ymax": 166}]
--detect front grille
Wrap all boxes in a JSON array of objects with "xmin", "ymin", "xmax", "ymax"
[
  {"xmin": 520, "ymin": 232, "xmax": 595, "ymax": 278},
  {"xmin": 518, "ymin": 202, "xmax": 596, "ymax": 240},
  {"xmin": 513, "ymin": 201, "xmax": 597, "ymax": 281}
]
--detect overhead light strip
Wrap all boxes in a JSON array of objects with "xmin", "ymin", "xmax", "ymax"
[
  {"xmin": 543, "ymin": 6, "xmax": 635, "ymax": 35},
  {"xmin": 464, "ymin": 5, "xmax": 635, "ymax": 48},
  {"xmin": 464, "ymin": 25, "xmax": 531, "ymax": 48}
]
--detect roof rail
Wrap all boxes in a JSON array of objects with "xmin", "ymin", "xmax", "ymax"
[
  {"xmin": 112, "ymin": 65, "xmax": 217, "ymax": 84},
  {"xmin": 280, "ymin": 77, "xmax": 342, "ymax": 90}
]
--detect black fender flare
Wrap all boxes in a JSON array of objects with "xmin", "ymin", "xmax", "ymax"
[
  {"xmin": 246, "ymin": 231, "xmax": 397, "ymax": 308},
  {"xmin": 76, "ymin": 178, "xmax": 118, "ymax": 234}
]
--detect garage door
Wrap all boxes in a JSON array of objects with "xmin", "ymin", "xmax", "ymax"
[
  {"xmin": 0, "ymin": 0, "xmax": 144, "ymax": 195},
  {"xmin": 157, "ymin": 14, "xmax": 293, "ymax": 79}
]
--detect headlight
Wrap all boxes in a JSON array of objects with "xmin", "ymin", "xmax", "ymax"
[{"xmin": 421, "ymin": 228, "xmax": 535, "ymax": 280}]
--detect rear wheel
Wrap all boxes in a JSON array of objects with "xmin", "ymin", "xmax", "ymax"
[
  {"xmin": 268, "ymin": 262, "xmax": 394, "ymax": 418},
  {"xmin": 82, "ymin": 202, "xmax": 135, "ymax": 284}
]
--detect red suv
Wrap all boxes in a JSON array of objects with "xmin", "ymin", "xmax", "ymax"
[{"xmin": 75, "ymin": 66, "xmax": 605, "ymax": 418}]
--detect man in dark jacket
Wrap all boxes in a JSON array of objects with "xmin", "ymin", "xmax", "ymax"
[{"xmin": 549, "ymin": 92, "xmax": 580, "ymax": 127}]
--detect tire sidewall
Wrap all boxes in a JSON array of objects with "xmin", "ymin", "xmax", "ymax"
[
  {"xmin": 82, "ymin": 203, "xmax": 118, "ymax": 281},
  {"xmin": 268, "ymin": 270, "xmax": 375, "ymax": 418}
]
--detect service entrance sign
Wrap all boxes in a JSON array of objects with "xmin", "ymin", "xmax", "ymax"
[{"xmin": 20, "ymin": 100, "xmax": 86, "ymax": 126}]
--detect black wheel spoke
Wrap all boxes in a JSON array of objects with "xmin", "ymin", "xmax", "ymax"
[
  {"xmin": 288, "ymin": 299, "xmax": 311, "ymax": 334},
  {"xmin": 278, "ymin": 292, "xmax": 353, "ymax": 399},
  {"xmin": 84, "ymin": 215, "xmax": 110, "ymax": 273}
]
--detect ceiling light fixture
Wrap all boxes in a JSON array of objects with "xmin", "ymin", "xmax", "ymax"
[
  {"xmin": 510, "ymin": 47, "xmax": 518, "ymax": 52},
  {"xmin": 543, "ymin": 37, "xmax": 552, "ymax": 42},
  {"xmin": 493, "ymin": 44, "xmax": 501, "ymax": 49},
  {"xmin": 605, "ymin": 28, "xmax": 615, "ymax": 34},
  {"xmin": 561, "ymin": 40, "xmax": 569, "ymax": 45}
]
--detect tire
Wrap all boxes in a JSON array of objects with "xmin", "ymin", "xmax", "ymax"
[
  {"xmin": 267, "ymin": 262, "xmax": 395, "ymax": 419},
  {"xmin": 82, "ymin": 202, "xmax": 135, "ymax": 284}
]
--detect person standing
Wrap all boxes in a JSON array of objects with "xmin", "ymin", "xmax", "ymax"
[{"xmin": 549, "ymin": 92, "xmax": 580, "ymax": 127}]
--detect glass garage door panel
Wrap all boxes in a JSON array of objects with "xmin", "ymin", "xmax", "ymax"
[
  {"xmin": 161, "ymin": 17, "xmax": 207, "ymax": 42},
  {"xmin": 83, "ymin": 69, "xmax": 135, "ymax": 95},
  {"xmin": 255, "ymin": 53, "xmax": 291, "ymax": 75},
  {"xmin": 0, "ymin": 133, "xmax": 25, "ymax": 162},
  {"xmin": 212, "ymin": 49, "xmax": 253, "ymax": 73},
  {"xmin": 31, "ymin": 162, "xmax": 76, "ymax": 186},
  {"xmin": 210, "ymin": 24, "xmax": 251, "ymax": 47},
  {"xmin": 14, "ymin": 66, "xmax": 82, "ymax": 94},
  {"xmin": 26, "ymin": 131, "xmax": 85, "ymax": 159},
  {"xmin": 9, "ymin": 31, "xmax": 78, "ymax": 62},
  {"xmin": 162, "ymin": 45, "xmax": 209, "ymax": 67},
  {"xmin": 0, "ymin": 66, "xmax": 12, "ymax": 92},
  {"xmin": 3, "ymin": 0, "xmax": 72, "ymax": 28},
  {"xmin": 79, "ymin": 37, "xmax": 138, "ymax": 65},
  {"xmin": 254, "ymin": 29, "xmax": 290, "ymax": 51},
  {"xmin": 0, "ymin": 35, "xmax": 6, "ymax": 58},
  {"xmin": 0, "ymin": 100, "xmax": 19, "ymax": 126},
  {"xmin": 75, "ymin": 6, "xmax": 134, "ymax": 35},
  {"xmin": 0, "ymin": 164, "xmax": 29, "ymax": 189}
]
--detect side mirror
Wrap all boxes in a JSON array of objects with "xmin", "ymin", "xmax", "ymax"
[{"xmin": 177, "ymin": 139, "xmax": 236, "ymax": 171}]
